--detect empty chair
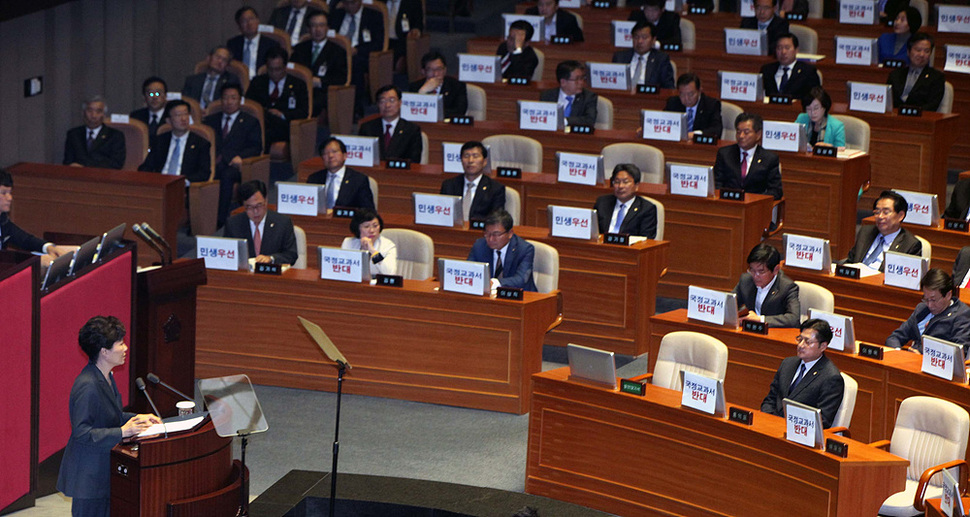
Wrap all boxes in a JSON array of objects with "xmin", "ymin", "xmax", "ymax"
[
  {"xmin": 832, "ymin": 114, "xmax": 870, "ymax": 152},
  {"xmin": 105, "ymin": 119, "xmax": 149, "ymax": 171},
  {"xmin": 482, "ymin": 135, "xmax": 543, "ymax": 173},
  {"xmin": 293, "ymin": 225, "xmax": 307, "ymax": 269},
  {"xmin": 526, "ymin": 240, "xmax": 559, "ymax": 293},
  {"xmin": 505, "ymin": 187, "xmax": 521, "ymax": 225},
  {"xmin": 916, "ymin": 235, "xmax": 932, "ymax": 262},
  {"xmin": 640, "ymin": 196, "xmax": 665, "ymax": 240},
  {"xmin": 595, "ymin": 96, "xmax": 614, "ymax": 130},
  {"xmin": 794, "ymin": 281, "xmax": 834, "ymax": 322},
  {"xmin": 381, "ymin": 228, "xmax": 434, "ymax": 280},
  {"xmin": 939, "ymin": 82, "xmax": 954, "ymax": 114},
  {"xmin": 789, "ymin": 24, "xmax": 818, "ymax": 54},
  {"xmin": 830, "ymin": 372, "xmax": 858, "ymax": 433},
  {"xmin": 680, "ymin": 18, "xmax": 696, "ymax": 51},
  {"xmin": 369, "ymin": 177, "xmax": 380, "ymax": 211},
  {"xmin": 601, "ymin": 143, "xmax": 665, "ymax": 184},
  {"xmin": 466, "ymin": 84, "xmax": 486, "ymax": 121},
  {"xmin": 652, "ymin": 331, "xmax": 729, "ymax": 391},
  {"xmin": 721, "ymin": 101, "xmax": 742, "ymax": 141},
  {"xmin": 808, "ymin": 0, "xmax": 823, "ymax": 18}
]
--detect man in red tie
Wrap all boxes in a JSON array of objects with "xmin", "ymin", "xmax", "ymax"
[
  {"xmin": 244, "ymin": 47, "xmax": 309, "ymax": 152},
  {"xmin": 358, "ymin": 85, "xmax": 423, "ymax": 163},
  {"xmin": 223, "ymin": 180, "xmax": 298, "ymax": 265},
  {"xmin": 712, "ymin": 112, "xmax": 783, "ymax": 200},
  {"xmin": 204, "ymin": 84, "xmax": 263, "ymax": 229}
]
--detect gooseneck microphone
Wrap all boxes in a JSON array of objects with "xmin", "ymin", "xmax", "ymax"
[
  {"xmin": 132, "ymin": 224, "xmax": 167, "ymax": 265},
  {"xmin": 135, "ymin": 377, "xmax": 167, "ymax": 438},
  {"xmin": 146, "ymin": 373, "xmax": 193, "ymax": 402},
  {"xmin": 141, "ymin": 223, "xmax": 173, "ymax": 265}
]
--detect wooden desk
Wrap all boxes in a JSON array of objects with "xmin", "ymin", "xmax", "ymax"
[
  {"xmin": 195, "ymin": 270, "xmax": 559, "ymax": 414},
  {"xmin": 526, "ymin": 367, "xmax": 908, "ymax": 516},
  {"xmin": 862, "ymin": 216, "xmax": 970, "ymax": 273}
]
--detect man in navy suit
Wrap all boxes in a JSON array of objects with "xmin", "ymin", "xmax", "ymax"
[
  {"xmin": 129, "ymin": 76, "xmax": 173, "ymax": 152},
  {"xmin": 627, "ymin": 0, "xmax": 682, "ymax": 48},
  {"xmin": 359, "ymin": 85, "xmax": 423, "ymax": 163},
  {"xmin": 526, "ymin": 0, "xmax": 584, "ymax": 42},
  {"xmin": 539, "ymin": 61, "xmax": 598, "ymax": 127},
  {"xmin": 290, "ymin": 11, "xmax": 349, "ymax": 118},
  {"xmin": 270, "ymin": 0, "xmax": 324, "ymax": 46},
  {"xmin": 760, "ymin": 33, "xmax": 821, "ymax": 99},
  {"xmin": 203, "ymin": 84, "xmax": 263, "ymax": 228},
  {"xmin": 741, "ymin": 0, "xmax": 790, "ymax": 54},
  {"xmin": 440, "ymin": 141, "xmax": 506, "ymax": 222},
  {"xmin": 227, "ymin": 6, "xmax": 282, "ymax": 79},
  {"xmin": 733, "ymin": 243, "xmax": 800, "ymax": 327},
  {"xmin": 664, "ymin": 73, "xmax": 722, "ymax": 138},
  {"xmin": 885, "ymin": 268, "xmax": 970, "ymax": 355},
  {"xmin": 842, "ymin": 190, "xmax": 922, "ymax": 272},
  {"xmin": 407, "ymin": 51, "xmax": 468, "ymax": 119},
  {"xmin": 496, "ymin": 21, "xmax": 539, "ymax": 80},
  {"xmin": 182, "ymin": 46, "xmax": 240, "ymax": 109},
  {"xmin": 761, "ymin": 318, "xmax": 845, "ymax": 428},
  {"xmin": 886, "ymin": 32, "xmax": 946, "ymax": 111},
  {"xmin": 138, "ymin": 101, "xmax": 211, "ymax": 184},
  {"xmin": 245, "ymin": 47, "xmax": 309, "ymax": 151},
  {"xmin": 593, "ymin": 164, "xmax": 657, "ymax": 238},
  {"xmin": 224, "ymin": 180, "xmax": 298, "ymax": 265},
  {"xmin": 713, "ymin": 112, "xmax": 783, "ymax": 199},
  {"xmin": 611, "ymin": 22, "xmax": 674, "ymax": 89},
  {"xmin": 63, "ymin": 96, "xmax": 126, "ymax": 170},
  {"xmin": 467, "ymin": 209, "xmax": 537, "ymax": 291},
  {"xmin": 306, "ymin": 137, "xmax": 376, "ymax": 211}
]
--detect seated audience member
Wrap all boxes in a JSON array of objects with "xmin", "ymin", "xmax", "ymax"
[
  {"xmin": 227, "ymin": 6, "xmax": 282, "ymax": 79},
  {"xmin": 593, "ymin": 164, "xmax": 658, "ymax": 238},
  {"xmin": 408, "ymin": 51, "xmax": 468, "ymax": 119},
  {"xmin": 843, "ymin": 190, "xmax": 921, "ymax": 271},
  {"xmin": 63, "ymin": 96, "xmax": 126, "ymax": 170},
  {"xmin": 526, "ymin": 0, "xmax": 584, "ymax": 42},
  {"xmin": 245, "ymin": 47, "xmax": 309, "ymax": 152},
  {"xmin": 885, "ymin": 268, "xmax": 970, "ymax": 355},
  {"xmin": 733, "ymin": 243, "xmax": 800, "ymax": 327},
  {"xmin": 539, "ymin": 61, "xmax": 598, "ymax": 127},
  {"xmin": 183, "ymin": 46, "xmax": 241, "ymax": 110},
  {"xmin": 203, "ymin": 84, "xmax": 263, "ymax": 228},
  {"xmin": 270, "ymin": 0, "xmax": 324, "ymax": 46},
  {"xmin": 795, "ymin": 87, "xmax": 845, "ymax": 150},
  {"xmin": 943, "ymin": 177, "xmax": 970, "ymax": 221},
  {"xmin": 130, "ymin": 76, "xmax": 172, "ymax": 151},
  {"xmin": 342, "ymin": 209, "xmax": 397, "ymax": 275},
  {"xmin": 878, "ymin": 7, "xmax": 922, "ymax": 65},
  {"xmin": 306, "ymin": 137, "xmax": 376, "ymax": 211},
  {"xmin": 776, "ymin": 0, "xmax": 808, "ymax": 17},
  {"xmin": 880, "ymin": 0, "xmax": 909, "ymax": 25},
  {"xmin": 0, "ymin": 168, "xmax": 70, "ymax": 266},
  {"xmin": 612, "ymin": 22, "xmax": 675, "ymax": 89},
  {"xmin": 468, "ymin": 209, "xmax": 537, "ymax": 292},
  {"xmin": 761, "ymin": 318, "xmax": 845, "ymax": 428},
  {"xmin": 331, "ymin": 0, "xmax": 384, "ymax": 114},
  {"xmin": 954, "ymin": 247, "xmax": 970, "ymax": 289},
  {"xmin": 886, "ymin": 32, "xmax": 946, "ymax": 111},
  {"xmin": 440, "ymin": 141, "xmax": 506, "ymax": 221},
  {"xmin": 138, "ymin": 101, "xmax": 211, "ymax": 184},
  {"xmin": 358, "ymin": 85, "xmax": 423, "ymax": 163},
  {"xmin": 741, "ymin": 0, "xmax": 790, "ymax": 54},
  {"xmin": 713, "ymin": 113, "xmax": 783, "ymax": 199},
  {"xmin": 290, "ymin": 11, "xmax": 348, "ymax": 118},
  {"xmin": 760, "ymin": 33, "xmax": 820, "ymax": 99},
  {"xmin": 224, "ymin": 180, "xmax": 298, "ymax": 265},
  {"xmin": 664, "ymin": 73, "xmax": 722, "ymax": 138},
  {"xmin": 627, "ymin": 0, "xmax": 682, "ymax": 48},
  {"xmin": 379, "ymin": 0, "xmax": 424, "ymax": 71},
  {"xmin": 497, "ymin": 21, "xmax": 539, "ymax": 80}
]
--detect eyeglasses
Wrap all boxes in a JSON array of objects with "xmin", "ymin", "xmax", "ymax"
[
  {"xmin": 922, "ymin": 295, "xmax": 947, "ymax": 304},
  {"xmin": 245, "ymin": 202, "xmax": 266, "ymax": 211},
  {"xmin": 146, "ymin": 92, "xmax": 164, "ymax": 98},
  {"xmin": 611, "ymin": 178, "xmax": 634, "ymax": 186},
  {"xmin": 872, "ymin": 208, "xmax": 896, "ymax": 216},
  {"xmin": 484, "ymin": 230, "xmax": 510, "ymax": 239},
  {"xmin": 795, "ymin": 335, "xmax": 819, "ymax": 346}
]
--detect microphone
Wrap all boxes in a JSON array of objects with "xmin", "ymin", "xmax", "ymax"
[
  {"xmin": 132, "ymin": 224, "xmax": 167, "ymax": 265},
  {"xmin": 146, "ymin": 372, "xmax": 193, "ymax": 402},
  {"xmin": 141, "ymin": 223, "xmax": 173, "ymax": 265},
  {"xmin": 135, "ymin": 377, "xmax": 167, "ymax": 438}
]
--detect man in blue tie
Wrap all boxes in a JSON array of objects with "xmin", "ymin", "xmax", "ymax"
[
  {"xmin": 539, "ymin": 60, "xmax": 598, "ymax": 127},
  {"xmin": 467, "ymin": 209, "xmax": 537, "ymax": 292},
  {"xmin": 592, "ymin": 164, "xmax": 658, "ymax": 238},
  {"xmin": 842, "ymin": 190, "xmax": 922, "ymax": 272},
  {"xmin": 305, "ymin": 137, "xmax": 375, "ymax": 211}
]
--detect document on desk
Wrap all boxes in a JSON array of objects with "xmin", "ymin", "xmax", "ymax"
[{"xmin": 136, "ymin": 415, "xmax": 206, "ymax": 439}]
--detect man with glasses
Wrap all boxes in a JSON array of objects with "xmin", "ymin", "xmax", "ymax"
[
  {"xmin": 741, "ymin": 0, "xmax": 789, "ymax": 55},
  {"xmin": 842, "ymin": 190, "xmax": 922, "ymax": 272},
  {"xmin": 593, "ymin": 164, "xmax": 657, "ymax": 238},
  {"xmin": 439, "ymin": 141, "xmax": 505, "ymax": 222},
  {"xmin": 306, "ymin": 137, "xmax": 375, "ymax": 211},
  {"xmin": 359, "ymin": 85, "xmax": 423, "ymax": 163},
  {"xmin": 224, "ymin": 180, "xmax": 298, "ymax": 265},
  {"xmin": 539, "ymin": 60, "xmax": 598, "ymax": 127},
  {"xmin": 885, "ymin": 268, "xmax": 970, "ymax": 355},
  {"xmin": 467, "ymin": 209, "xmax": 537, "ymax": 291},
  {"xmin": 761, "ymin": 318, "xmax": 845, "ymax": 428},
  {"xmin": 733, "ymin": 243, "xmax": 800, "ymax": 327},
  {"xmin": 130, "ymin": 76, "xmax": 173, "ymax": 151}
]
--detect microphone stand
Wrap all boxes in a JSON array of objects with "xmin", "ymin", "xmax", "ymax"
[
  {"xmin": 329, "ymin": 361, "xmax": 347, "ymax": 517},
  {"xmin": 236, "ymin": 429, "xmax": 252, "ymax": 517}
]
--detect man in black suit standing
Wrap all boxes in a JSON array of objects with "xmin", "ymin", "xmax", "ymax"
[
  {"xmin": 270, "ymin": 0, "xmax": 324, "ymax": 46},
  {"xmin": 612, "ymin": 22, "xmax": 674, "ymax": 89},
  {"xmin": 63, "ymin": 96, "xmax": 126, "ymax": 170},
  {"xmin": 307, "ymin": 137, "xmax": 376, "ymax": 211},
  {"xmin": 182, "ymin": 46, "xmax": 240, "ymax": 110},
  {"xmin": 331, "ymin": 0, "xmax": 384, "ymax": 113},
  {"xmin": 129, "ymin": 76, "xmax": 171, "ymax": 151},
  {"xmin": 359, "ymin": 85, "xmax": 423, "ymax": 163},
  {"xmin": 741, "ymin": 0, "xmax": 790, "ymax": 54},
  {"xmin": 224, "ymin": 180, "xmax": 298, "ymax": 265},
  {"xmin": 440, "ymin": 141, "xmax": 506, "ymax": 222},
  {"xmin": 227, "ymin": 6, "xmax": 282, "ymax": 79},
  {"xmin": 887, "ymin": 32, "xmax": 946, "ymax": 111},
  {"xmin": 539, "ymin": 60, "xmax": 598, "ymax": 127},
  {"xmin": 526, "ymin": 0, "xmax": 584, "ymax": 42},
  {"xmin": 842, "ymin": 190, "xmax": 922, "ymax": 272},
  {"xmin": 733, "ymin": 243, "xmax": 800, "ymax": 327},
  {"xmin": 760, "ymin": 33, "xmax": 821, "ymax": 99},
  {"xmin": 407, "ymin": 51, "xmax": 468, "ymax": 119},
  {"xmin": 496, "ymin": 21, "xmax": 539, "ymax": 80},
  {"xmin": 138, "ymin": 101, "xmax": 211, "ymax": 184},
  {"xmin": 627, "ymin": 0, "xmax": 682, "ymax": 48},
  {"xmin": 290, "ymin": 11, "xmax": 348, "ymax": 118},
  {"xmin": 713, "ymin": 112, "xmax": 783, "ymax": 199},
  {"xmin": 593, "ymin": 164, "xmax": 657, "ymax": 238},
  {"xmin": 761, "ymin": 318, "xmax": 845, "ymax": 428},
  {"xmin": 204, "ymin": 84, "xmax": 263, "ymax": 228},
  {"xmin": 664, "ymin": 73, "xmax": 722, "ymax": 138},
  {"xmin": 246, "ymin": 47, "xmax": 309, "ymax": 152}
]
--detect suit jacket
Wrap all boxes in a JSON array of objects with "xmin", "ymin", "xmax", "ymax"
[
  {"xmin": 269, "ymin": 4, "xmax": 325, "ymax": 39},
  {"xmin": 732, "ymin": 270, "xmax": 801, "ymax": 327},
  {"xmin": 887, "ymin": 65, "xmax": 946, "ymax": 112},
  {"xmin": 627, "ymin": 9, "xmax": 682, "ymax": 47},
  {"xmin": 226, "ymin": 34, "xmax": 282, "ymax": 73},
  {"xmin": 877, "ymin": 32, "xmax": 910, "ymax": 65},
  {"xmin": 378, "ymin": 0, "xmax": 424, "ymax": 38},
  {"xmin": 130, "ymin": 106, "xmax": 173, "ymax": 151},
  {"xmin": 524, "ymin": 7, "xmax": 584, "ymax": 42},
  {"xmin": 795, "ymin": 113, "xmax": 846, "ymax": 148},
  {"xmin": 245, "ymin": 73, "xmax": 310, "ymax": 123},
  {"xmin": 224, "ymin": 210, "xmax": 298, "ymax": 265},
  {"xmin": 885, "ymin": 299, "xmax": 970, "ymax": 355},
  {"xmin": 203, "ymin": 111, "xmax": 263, "ymax": 167},
  {"xmin": 306, "ymin": 167, "xmax": 376, "ymax": 210},
  {"xmin": 761, "ymin": 354, "xmax": 844, "ymax": 428},
  {"xmin": 713, "ymin": 144, "xmax": 783, "ymax": 199},
  {"xmin": 182, "ymin": 71, "xmax": 241, "ymax": 107},
  {"xmin": 291, "ymin": 39, "xmax": 349, "ymax": 89},
  {"xmin": 0, "ymin": 212, "xmax": 46, "ymax": 252},
  {"xmin": 468, "ymin": 233, "xmax": 537, "ymax": 291},
  {"xmin": 407, "ymin": 75, "xmax": 468, "ymax": 119},
  {"xmin": 954, "ymin": 246, "xmax": 970, "ymax": 288},
  {"xmin": 539, "ymin": 88, "xmax": 598, "ymax": 127},
  {"xmin": 761, "ymin": 61, "xmax": 821, "ymax": 99},
  {"xmin": 593, "ymin": 195, "xmax": 658, "ymax": 239},
  {"xmin": 440, "ymin": 174, "xmax": 506, "ymax": 221},
  {"xmin": 359, "ymin": 117, "xmax": 423, "ymax": 163},
  {"xmin": 740, "ymin": 15, "xmax": 790, "ymax": 54},
  {"xmin": 496, "ymin": 42, "xmax": 539, "ymax": 80},
  {"xmin": 664, "ymin": 92, "xmax": 722, "ymax": 137},
  {"xmin": 945, "ymin": 179, "xmax": 970, "ymax": 221},
  {"xmin": 137, "ymin": 131, "xmax": 212, "ymax": 183},
  {"xmin": 56, "ymin": 362, "xmax": 135, "ymax": 498},
  {"xmin": 330, "ymin": 8, "xmax": 385, "ymax": 58},
  {"xmin": 843, "ymin": 225, "xmax": 922, "ymax": 272},
  {"xmin": 63, "ymin": 125, "xmax": 126, "ymax": 170},
  {"xmin": 612, "ymin": 49, "xmax": 675, "ymax": 89}
]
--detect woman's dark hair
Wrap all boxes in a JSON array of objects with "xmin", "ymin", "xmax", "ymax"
[
  {"xmin": 800, "ymin": 86, "xmax": 832, "ymax": 116},
  {"xmin": 349, "ymin": 209, "xmax": 383, "ymax": 238},
  {"xmin": 79, "ymin": 315, "xmax": 126, "ymax": 361}
]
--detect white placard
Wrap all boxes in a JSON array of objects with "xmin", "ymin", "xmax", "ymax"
[
  {"xmin": 893, "ymin": 189, "xmax": 939, "ymax": 226},
  {"xmin": 413, "ymin": 193, "xmax": 461, "ymax": 227},
  {"xmin": 439, "ymin": 258, "xmax": 489, "ymax": 295},
  {"xmin": 560, "ymin": 0, "xmax": 581, "ymax": 7},
  {"xmin": 921, "ymin": 336, "xmax": 964, "ymax": 381},
  {"xmin": 197, "ymin": 236, "xmax": 246, "ymax": 271},
  {"xmin": 784, "ymin": 234, "xmax": 831, "ymax": 271},
  {"xmin": 548, "ymin": 205, "xmax": 598, "ymax": 240},
  {"xmin": 668, "ymin": 163, "xmax": 714, "ymax": 198},
  {"xmin": 808, "ymin": 309, "xmax": 856, "ymax": 353},
  {"xmin": 166, "ymin": 92, "xmax": 182, "ymax": 101},
  {"xmin": 641, "ymin": 110, "xmax": 687, "ymax": 142},
  {"xmin": 401, "ymin": 93, "xmax": 443, "ymax": 123},
  {"xmin": 502, "ymin": 14, "xmax": 544, "ymax": 43},
  {"xmin": 938, "ymin": 5, "xmax": 970, "ymax": 33},
  {"xmin": 612, "ymin": 20, "xmax": 636, "ymax": 48},
  {"xmin": 785, "ymin": 402, "xmax": 822, "ymax": 448},
  {"xmin": 258, "ymin": 24, "xmax": 275, "ymax": 33},
  {"xmin": 680, "ymin": 371, "xmax": 725, "ymax": 416},
  {"xmin": 847, "ymin": 82, "xmax": 892, "ymax": 113},
  {"xmin": 332, "ymin": 134, "xmax": 379, "ymax": 166},
  {"xmin": 442, "ymin": 142, "xmax": 465, "ymax": 173},
  {"xmin": 883, "ymin": 251, "xmax": 928, "ymax": 290},
  {"xmin": 835, "ymin": 36, "xmax": 878, "ymax": 65},
  {"xmin": 838, "ymin": 0, "xmax": 877, "ymax": 24},
  {"xmin": 277, "ymin": 182, "xmax": 323, "ymax": 216},
  {"xmin": 719, "ymin": 71, "xmax": 764, "ymax": 103},
  {"xmin": 518, "ymin": 100, "xmax": 562, "ymax": 131},
  {"xmin": 457, "ymin": 54, "xmax": 502, "ymax": 83},
  {"xmin": 687, "ymin": 285, "xmax": 738, "ymax": 327},
  {"xmin": 110, "ymin": 114, "xmax": 130, "ymax": 124},
  {"xmin": 740, "ymin": 0, "xmax": 755, "ymax": 17},
  {"xmin": 665, "ymin": 0, "xmax": 684, "ymax": 11},
  {"xmin": 945, "ymin": 45, "xmax": 970, "ymax": 74},
  {"xmin": 724, "ymin": 28, "xmax": 767, "ymax": 56},
  {"xmin": 318, "ymin": 247, "xmax": 368, "ymax": 282},
  {"xmin": 587, "ymin": 62, "xmax": 631, "ymax": 91},
  {"xmin": 941, "ymin": 468, "xmax": 966, "ymax": 517},
  {"xmin": 556, "ymin": 152, "xmax": 603, "ymax": 186},
  {"xmin": 762, "ymin": 121, "xmax": 805, "ymax": 153}
]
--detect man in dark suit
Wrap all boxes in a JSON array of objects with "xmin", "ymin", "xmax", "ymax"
[
  {"xmin": 741, "ymin": 0, "xmax": 790, "ymax": 55},
  {"xmin": 664, "ymin": 73, "xmax": 722, "ymax": 138},
  {"xmin": 182, "ymin": 46, "xmax": 240, "ymax": 110},
  {"xmin": 331, "ymin": 0, "xmax": 384, "ymax": 113},
  {"xmin": 627, "ymin": 0, "xmax": 682, "ymax": 48},
  {"xmin": 497, "ymin": 21, "xmax": 539, "ymax": 80},
  {"xmin": 843, "ymin": 190, "xmax": 922, "ymax": 271},
  {"xmin": 885, "ymin": 269, "xmax": 970, "ymax": 355},
  {"xmin": 887, "ymin": 32, "xmax": 946, "ymax": 111},
  {"xmin": 440, "ymin": 141, "xmax": 506, "ymax": 222},
  {"xmin": 130, "ymin": 76, "xmax": 172, "ymax": 151},
  {"xmin": 612, "ymin": 22, "xmax": 674, "ymax": 89},
  {"xmin": 467, "ymin": 209, "xmax": 537, "ymax": 291},
  {"xmin": 943, "ymin": 177, "xmax": 970, "ymax": 221},
  {"xmin": 526, "ymin": 0, "xmax": 584, "ymax": 42},
  {"xmin": 245, "ymin": 47, "xmax": 309, "ymax": 151},
  {"xmin": 359, "ymin": 85, "xmax": 423, "ymax": 163},
  {"xmin": 378, "ymin": 0, "xmax": 424, "ymax": 68},
  {"xmin": 224, "ymin": 180, "xmax": 298, "ymax": 265},
  {"xmin": 593, "ymin": 164, "xmax": 657, "ymax": 238},
  {"xmin": 760, "ymin": 33, "xmax": 821, "ymax": 99},
  {"xmin": 953, "ymin": 247, "xmax": 970, "ymax": 289},
  {"xmin": 270, "ymin": 0, "xmax": 324, "ymax": 46},
  {"xmin": 407, "ymin": 51, "xmax": 468, "ymax": 119},
  {"xmin": 203, "ymin": 84, "xmax": 263, "ymax": 228},
  {"xmin": 138, "ymin": 101, "xmax": 211, "ymax": 184},
  {"xmin": 306, "ymin": 137, "xmax": 376, "ymax": 210},
  {"xmin": 290, "ymin": 11, "xmax": 348, "ymax": 118},
  {"xmin": 227, "ymin": 6, "xmax": 282, "ymax": 79},
  {"xmin": 733, "ymin": 243, "xmax": 800, "ymax": 327},
  {"xmin": 761, "ymin": 318, "xmax": 845, "ymax": 428},
  {"xmin": 0, "ymin": 169, "xmax": 70, "ymax": 265},
  {"xmin": 713, "ymin": 112, "xmax": 783, "ymax": 199},
  {"xmin": 63, "ymin": 96, "xmax": 126, "ymax": 170},
  {"xmin": 539, "ymin": 60, "xmax": 598, "ymax": 127}
]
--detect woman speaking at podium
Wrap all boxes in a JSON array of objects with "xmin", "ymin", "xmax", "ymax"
[{"xmin": 57, "ymin": 316, "xmax": 160, "ymax": 517}]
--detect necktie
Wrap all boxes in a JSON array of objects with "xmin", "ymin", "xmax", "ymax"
[
  {"xmin": 347, "ymin": 15, "xmax": 358, "ymax": 46},
  {"xmin": 270, "ymin": 82, "xmax": 280, "ymax": 103},
  {"xmin": 501, "ymin": 53, "xmax": 512, "ymax": 73},
  {"xmin": 961, "ymin": 270, "xmax": 970, "ymax": 289},
  {"xmin": 286, "ymin": 9, "xmax": 300, "ymax": 37},
  {"xmin": 462, "ymin": 182, "xmax": 474, "ymax": 220},
  {"xmin": 87, "ymin": 130, "xmax": 95, "ymax": 151},
  {"xmin": 243, "ymin": 40, "xmax": 253, "ymax": 75},
  {"xmin": 223, "ymin": 115, "xmax": 231, "ymax": 138},
  {"xmin": 253, "ymin": 226, "xmax": 262, "ymax": 256},
  {"xmin": 902, "ymin": 69, "xmax": 919, "ymax": 101},
  {"xmin": 965, "ymin": 204, "xmax": 970, "ymax": 222},
  {"xmin": 779, "ymin": 66, "xmax": 790, "ymax": 92},
  {"xmin": 383, "ymin": 123, "xmax": 393, "ymax": 153},
  {"xmin": 326, "ymin": 172, "xmax": 338, "ymax": 209},
  {"xmin": 312, "ymin": 43, "xmax": 322, "ymax": 64},
  {"xmin": 564, "ymin": 96, "xmax": 574, "ymax": 117},
  {"xmin": 149, "ymin": 114, "xmax": 159, "ymax": 135},
  {"xmin": 166, "ymin": 137, "xmax": 181, "ymax": 175},
  {"xmin": 493, "ymin": 250, "xmax": 504, "ymax": 278},
  {"xmin": 634, "ymin": 56, "xmax": 645, "ymax": 86},
  {"xmin": 790, "ymin": 363, "xmax": 807, "ymax": 391},
  {"xmin": 611, "ymin": 203, "xmax": 626, "ymax": 233},
  {"xmin": 863, "ymin": 234, "xmax": 886, "ymax": 267},
  {"xmin": 202, "ymin": 76, "xmax": 216, "ymax": 108},
  {"xmin": 686, "ymin": 107, "xmax": 695, "ymax": 132},
  {"xmin": 740, "ymin": 151, "xmax": 749, "ymax": 180}
]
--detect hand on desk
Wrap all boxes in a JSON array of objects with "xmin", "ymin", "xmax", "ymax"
[
  {"xmin": 122, "ymin": 414, "xmax": 162, "ymax": 438},
  {"xmin": 254, "ymin": 254, "xmax": 274, "ymax": 264}
]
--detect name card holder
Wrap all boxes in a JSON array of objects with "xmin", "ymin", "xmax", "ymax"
[
  {"xmin": 784, "ymin": 399, "xmax": 824, "ymax": 449},
  {"xmin": 945, "ymin": 44, "xmax": 970, "ymax": 74},
  {"xmin": 375, "ymin": 274, "xmax": 403, "ymax": 287},
  {"xmin": 604, "ymin": 233, "xmax": 630, "ymax": 245},
  {"xmin": 899, "ymin": 105, "xmax": 923, "ymax": 117},
  {"xmin": 944, "ymin": 218, "xmax": 969, "ymax": 232},
  {"xmin": 729, "ymin": 407, "xmax": 754, "ymax": 425},
  {"xmin": 680, "ymin": 371, "xmax": 726, "ymax": 416},
  {"xmin": 332, "ymin": 134, "xmax": 380, "ymax": 166},
  {"xmin": 620, "ymin": 378, "xmax": 648, "ymax": 396},
  {"xmin": 687, "ymin": 285, "xmax": 739, "ymax": 328},
  {"xmin": 835, "ymin": 264, "xmax": 860, "ymax": 279},
  {"xmin": 838, "ymin": 0, "xmax": 877, "ymax": 24},
  {"xmin": 502, "ymin": 14, "xmax": 545, "ymax": 42},
  {"xmin": 548, "ymin": 205, "xmax": 600, "ymax": 240},
  {"xmin": 921, "ymin": 336, "xmax": 968, "ymax": 383},
  {"xmin": 556, "ymin": 151, "xmax": 604, "ymax": 186},
  {"xmin": 277, "ymin": 182, "xmax": 325, "ymax": 216},
  {"xmin": 641, "ymin": 110, "xmax": 687, "ymax": 142},
  {"xmin": 497, "ymin": 167, "xmax": 522, "ymax": 179},
  {"xmin": 883, "ymin": 59, "xmax": 907, "ymax": 68},
  {"xmin": 893, "ymin": 189, "xmax": 938, "ymax": 226},
  {"xmin": 689, "ymin": 5, "xmax": 711, "ymax": 14},
  {"xmin": 413, "ymin": 193, "xmax": 463, "ymax": 227},
  {"xmin": 457, "ymin": 54, "xmax": 502, "ymax": 84},
  {"xmin": 333, "ymin": 207, "xmax": 356, "ymax": 218},
  {"xmin": 724, "ymin": 28, "xmax": 767, "ymax": 56},
  {"xmin": 469, "ymin": 219, "xmax": 487, "ymax": 230},
  {"xmin": 834, "ymin": 36, "xmax": 878, "ymax": 66},
  {"xmin": 438, "ymin": 258, "xmax": 490, "ymax": 296},
  {"xmin": 741, "ymin": 319, "xmax": 768, "ymax": 334},
  {"xmin": 318, "ymin": 247, "xmax": 370, "ymax": 283},
  {"xmin": 813, "ymin": 146, "xmax": 837, "ymax": 157},
  {"xmin": 449, "ymin": 116, "xmax": 473, "ymax": 125},
  {"xmin": 768, "ymin": 94, "xmax": 793, "ymax": 105},
  {"xmin": 110, "ymin": 114, "xmax": 130, "ymax": 124},
  {"xmin": 637, "ymin": 84, "xmax": 659, "ymax": 94},
  {"xmin": 783, "ymin": 233, "xmax": 831, "ymax": 271},
  {"xmin": 859, "ymin": 343, "xmax": 884, "ymax": 359},
  {"xmin": 668, "ymin": 163, "xmax": 715, "ymax": 198},
  {"xmin": 254, "ymin": 263, "xmax": 282, "ymax": 275},
  {"xmin": 508, "ymin": 77, "xmax": 530, "ymax": 85},
  {"xmin": 938, "ymin": 5, "xmax": 970, "ymax": 33},
  {"xmin": 694, "ymin": 134, "xmax": 718, "ymax": 145},
  {"xmin": 808, "ymin": 309, "xmax": 856, "ymax": 353},
  {"xmin": 611, "ymin": 20, "xmax": 636, "ymax": 48},
  {"xmin": 847, "ymin": 82, "xmax": 892, "ymax": 114},
  {"xmin": 197, "ymin": 236, "xmax": 248, "ymax": 271},
  {"xmin": 387, "ymin": 159, "xmax": 411, "ymax": 169},
  {"xmin": 825, "ymin": 439, "xmax": 849, "ymax": 457},
  {"xmin": 719, "ymin": 188, "xmax": 744, "ymax": 201},
  {"xmin": 591, "ymin": 0, "xmax": 613, "ymax": 8},
  {"xmin": 518, "ymin": 100, "xmax": 563, "ymax": 132},
  {"xmin": 496, "ymin": 286, "xmax": 524, "ymax": 300},
  {"xmin": 762, "ymin": 121, "xmax": 805, "ymax": 153},
  {"xmin": 786, "ymin": 12, "xmax": 806, "ymax": 20},
  {"xmin": 550, "ymin": 36, "xmax": 572, "ymax": 44},
  {"xmin": 401, "ymin": 93, "xmax": 443, "ymax": 123},
  {"xmin": 719, "ymin": 71, "xmax": 764, "ymax": 103},
  {"xmin": 883, "ymin": 251, "xmax": 928, "ymax": 290},
  {"xmin": 588, "ymin": 62, "xmax": 632, "ymax": 91},
  {"xmin": 662, "ymin": 43, "xmax": 682, "ymax": 51}
]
